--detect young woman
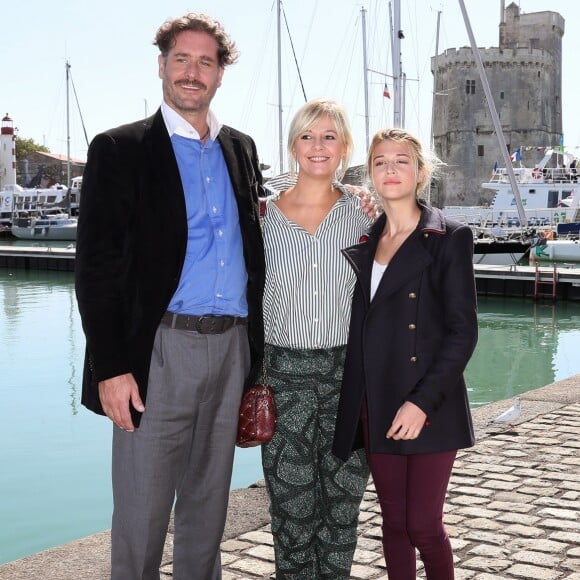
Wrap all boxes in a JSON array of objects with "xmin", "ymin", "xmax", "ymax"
[
  {"xmin": 333, "ymin": 128, "xmax": 478, "ymax": 580},
  {"xmin": 261, "ymin": 99, "xmax": 372, "ymax": 578}
]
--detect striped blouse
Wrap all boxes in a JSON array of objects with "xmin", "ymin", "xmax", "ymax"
[{"xmin": 263, "ymin": 187, "xmax": 373, "ymax": 349}]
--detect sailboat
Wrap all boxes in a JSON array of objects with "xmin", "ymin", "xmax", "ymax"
[{"xmin": 10, "ymin": 61, "xmax": 85, "ymax": 241}]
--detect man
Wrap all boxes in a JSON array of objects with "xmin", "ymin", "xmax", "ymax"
[{"xmin": 75, "ymin": 13, "xmax": 265, "ymax": 580}]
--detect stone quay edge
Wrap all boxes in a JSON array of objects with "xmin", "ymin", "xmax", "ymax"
[{"xmin": 1, "ymin": 374, "xmax": 579, "ymax": 580}]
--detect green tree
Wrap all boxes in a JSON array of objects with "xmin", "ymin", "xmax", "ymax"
[{"xmin": 15, "ymin": 137, "xmax": 50, "ymax": 158}]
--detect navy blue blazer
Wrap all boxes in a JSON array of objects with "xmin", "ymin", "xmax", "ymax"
[
  {"xmin": 75, "ymin": 110, "xmax": 265, "ymax": 426},
  {"xmin": 333, "ymin": 203, "xmax": 477, "ymax": 459}
]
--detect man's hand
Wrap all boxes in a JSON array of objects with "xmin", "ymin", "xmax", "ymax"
[
  {"xmin": 386, "ymin": 401, "xmax": 427, "ymax": 440},
  {"xmin": 98, "ymin": 373, "xmax": 145, "ymax": 432}
]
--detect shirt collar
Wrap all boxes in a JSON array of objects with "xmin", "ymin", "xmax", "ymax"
[{"xmin": 160, "ymin": 100, "xmax": 222, "ymax": 140}]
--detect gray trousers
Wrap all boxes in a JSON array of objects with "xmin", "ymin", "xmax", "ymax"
[{"xmin": 110, "ymin": 322, "xmax": 250, "ymax": 580}]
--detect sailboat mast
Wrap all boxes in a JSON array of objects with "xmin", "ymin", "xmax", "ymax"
[
  {"xmin": 430, "ymin": 9, "xmax": 442, "ymax": 153},
  {"xmin": 392, "ymin": 0, "xmax": 403, "ymax": 128},
  {"xmin": 277, "ymin": 0, "xmax": 284, "ymax": 173},
  {"xmin": 428, "ymin": 9, "xmax": 442, "ymax": 204},
  {"xmin": 65, "ymin": 60, "xmax": 71, "ymax": 188},
  {"xmin": 457, "ymin": 0, "xmax": 527, "ymax": 227},
  {"xmin": 361, "ymin": 7, "xmax": 370, "ymax": 151}
]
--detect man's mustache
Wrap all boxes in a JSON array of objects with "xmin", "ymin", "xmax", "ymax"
[{"xmin": 176, "ymin": 80, "xmax": 206, "ymax": 90}]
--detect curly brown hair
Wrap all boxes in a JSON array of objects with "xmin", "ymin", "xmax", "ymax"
[{"xmin": 154, "ymin": 13, "xmax": 239, "ymax": 67}]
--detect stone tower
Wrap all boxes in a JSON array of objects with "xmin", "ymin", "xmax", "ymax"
[{"xmin": 431, "ymin": 2, "xmax": 564, "ymax": 206}]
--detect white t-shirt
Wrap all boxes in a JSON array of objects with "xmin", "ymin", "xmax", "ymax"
[{"xmin": 371, "ymin": 260, "xmax": 388, "ymax": 300}]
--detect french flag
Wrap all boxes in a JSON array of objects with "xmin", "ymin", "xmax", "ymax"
[{"xmin": 383, "ymin": 82, "xmax": 391, "ymax": 99}]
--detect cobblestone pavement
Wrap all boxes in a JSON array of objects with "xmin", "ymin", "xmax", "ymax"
[
  {"xmin": 1, "ymin": 379, "xmax": 578, "ymax": 580},
  {"xmin": 217, "ymin": 401, "xmax": 580, "ymax": 580}
]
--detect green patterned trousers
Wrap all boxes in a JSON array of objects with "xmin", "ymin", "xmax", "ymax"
[{"xmin": 261, "ymin": 344, "xmax": 370, "ymax": 579}]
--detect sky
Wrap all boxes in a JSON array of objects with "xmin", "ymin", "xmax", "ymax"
[{"xmin": 2, "ymin": 0, "xmax": 579, "ymax": 178}]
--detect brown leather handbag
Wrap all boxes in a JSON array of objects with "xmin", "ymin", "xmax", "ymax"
[{"xmin": 236, "ymin": 376, "xmax": 277, "ymax": 448}]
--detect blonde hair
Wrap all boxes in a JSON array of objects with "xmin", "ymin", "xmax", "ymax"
[
  {"xmin": 366, "ymin": 128, "xmax": 440, "ymax": 196},
  {"xmin": 287, "ymin": 99, "xmax": 353, "ymax": 179}
]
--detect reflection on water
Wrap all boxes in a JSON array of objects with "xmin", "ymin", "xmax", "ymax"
[
  {"xmin": 467, "ymin": 296, "xmax": 580, "ymax": 406},
  {"xmin": 0, "ymin": 269, "xmax": 261, "ymax": 565},
  {"xmin": 1, "ymin": 271, "xmax": 579, "ymax": 564}
]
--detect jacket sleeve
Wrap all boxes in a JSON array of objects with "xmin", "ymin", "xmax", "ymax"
[
  {"xmin": 241, "ymin": 134, "xmax": 267, "ymax": 387},
  {"xmin": 75, "ymin": 132, "xmax": 138, "ymax": 382},
  {"xmin": 407, "ymin": 224, "xmax": 478, "ymax": 413}
]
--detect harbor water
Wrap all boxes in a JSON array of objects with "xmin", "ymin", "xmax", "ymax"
[{"xmin": 1, "ymin": 266, "xmax": 580, "ymax": 565}]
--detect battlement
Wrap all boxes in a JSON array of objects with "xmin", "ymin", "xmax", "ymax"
[{"xmin": 435, "ymin": 46, "xmax": 553, "ymax": 69}]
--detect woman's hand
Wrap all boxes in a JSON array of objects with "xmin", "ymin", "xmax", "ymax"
[
  {"xmin": 386, "ymin": 401, "xmax": 427, "ymax": 440},
  {"xmin": 344, "ymin": 184, "xmax": 379, "ymax": 219}
]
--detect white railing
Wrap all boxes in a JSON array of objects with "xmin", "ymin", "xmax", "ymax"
[
  {"xmin": 485, "ymin": 167, "xmax": 578, "ymax": 185},
  {"xmin": 443, "ymin": 206, "xmax": 579, "ymax": 229}
]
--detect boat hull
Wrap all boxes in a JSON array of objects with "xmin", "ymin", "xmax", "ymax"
[
  {"xmin": 11, "ymin": 223, "xmax": 77, "ymax": 241},
  {"xmin": 531, "ymin": 239, "xmax": 580, "ymax": 262}
]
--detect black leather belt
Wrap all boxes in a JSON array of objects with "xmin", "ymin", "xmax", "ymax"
[{"xmin": 161, "ymin": 312, "xmax": 247, "ymax": 334}]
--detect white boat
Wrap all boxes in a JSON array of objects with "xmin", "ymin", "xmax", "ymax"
[
  {"xmin": 443, "ymin": 149, "xmax": 580, "ymax": 230},
  {"xmin": 0, "ymin": 176, "xmax": 82, "ymax": 228},
  {"xmin": 11, "ymin": 209, "xmax": 77, "ymax": 241},
  {"xmin": 1, "ymin": 60, "xmax": 86, "ymax": 229},
  {"xmin": 0, "ymin": 183, "xmax": 66, "ymax": 226}
]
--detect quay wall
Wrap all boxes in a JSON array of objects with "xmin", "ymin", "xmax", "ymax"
[
  {"xmin": 1, "ymin": 374, "xmax": 578, "ymax": 579},
  {"xmin": 3, "ymin": 246, "xmax": 580, "ymax": 301}
]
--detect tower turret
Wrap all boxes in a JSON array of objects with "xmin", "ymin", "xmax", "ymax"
[{"xmin": 431, "ymin": 4, "xmax": 565, "ymax": 206}]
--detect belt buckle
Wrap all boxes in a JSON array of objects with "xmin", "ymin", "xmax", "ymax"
[
  {"xmin": 195, "ymin": 316, "xmax": 206, "ymax": 333},
  {"xmin": 195, "ymin": 315, "xmax": 216, "ymax": 334}
]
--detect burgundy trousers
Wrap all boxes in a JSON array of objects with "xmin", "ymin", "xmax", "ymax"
[{"xmin": 362, "ymin": 404, "xmax": 457, "ymax": 580}]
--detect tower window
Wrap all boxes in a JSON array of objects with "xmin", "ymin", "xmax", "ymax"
[
  {"xmin": 478, "ymin": 145, "xmax": 484, "ymax": 157},
  {"xmin": 466, "ymin": 80, "xmax": 475, "ymax": 94},
  {"xmin": 500, "ymin": 91, "xmax": 504, "ymax": 99}
]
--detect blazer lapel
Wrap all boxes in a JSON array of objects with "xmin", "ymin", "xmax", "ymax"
[
  {"xmin": 145, "ymin": 110, "xmax": 187, "ymax": 225},
  {"xmin": 218, "ymin": 126, "xmax": 260, "ymax": 228},
  {"xmin": 374, "ymin": 202, "xmax": 445, "ymax": 300},
  {"xmin": 342, "ymin": 215, "xmax": 384, "ymax": 307},
  {"xmin": 373, "ymin": 232, "xmax": 432, "ymax": 301},
  {"xmin": 218, "ymin": 127, "xmax": 246, "ymax": 199},
  {"xmin": 344, "ymin": 212, "xmax": 434, "ymax": 306}
]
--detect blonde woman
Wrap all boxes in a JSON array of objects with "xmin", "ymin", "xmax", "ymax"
[
  {"xmin": 261, "ymin": 99, "xmax": 372, "ymax": 578},
  {"xmin": 333, "ymin": 128, "xmax": 478, "ymax": 579}
]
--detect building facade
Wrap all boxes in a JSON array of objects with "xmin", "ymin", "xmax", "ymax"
[
  {"xmin": 17, "ymin": 151, "xmax": 85, "ymax": 189},
  {"xmin": 431, "ymin": 2, "xmax": 564, "ymax": 206}
]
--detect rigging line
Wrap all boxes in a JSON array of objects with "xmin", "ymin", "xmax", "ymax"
[
  {"xmin": 291, "ymin": 0, "xmax": 317, "ymax": 105},
  {"xmin": 367, "ymin": 1, "xmax": 391, "ymax": 105},
  {"xmin": 240, "ymin": 5, "xmax": 276, "ymax": 129},
  {"xmin": 68, "ymin": 69, "xmax": 90, "ymax": 148},
  {"xmin": 281, "ymin": 3, "xmax": 307, "ymax": 103},
  {"xmin": 335, "ymin": 8, "xmax": 360, "ymax": 100}
]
